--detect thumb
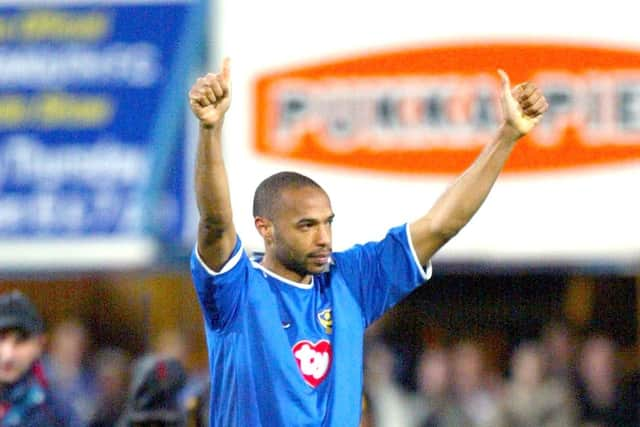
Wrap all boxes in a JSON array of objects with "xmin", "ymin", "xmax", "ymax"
[
  {"xmin": 221, "ymin": 57, "xmax": 231, "ymax": 83},
  {"xmin": 497, "ymin": 68, "xmax": 511, "ymax": 94}
]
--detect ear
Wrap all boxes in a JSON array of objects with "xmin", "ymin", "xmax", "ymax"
[{"xmin": 254, "ymin": 216, "xmax": 273, "ymax": 241}]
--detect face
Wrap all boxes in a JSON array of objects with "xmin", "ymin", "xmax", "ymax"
[
  {"xmin": 512, "ymin": 345, "xmax": 543, "ymax": 388},
  {"xmin": 418, "ymin": 349, "xmax": 450, "ymax": 396},
  {"xmin": 260, "ymin": 186, "xmax": 334, "ymax": 281},
  {"xmin": 0, "ymin": 329, "xmax": 44, "ymax": 385}
]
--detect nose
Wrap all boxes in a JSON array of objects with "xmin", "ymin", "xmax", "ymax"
[{"xmin": 315, "ymin": 223, "xmax": 331, "ymax": 247}]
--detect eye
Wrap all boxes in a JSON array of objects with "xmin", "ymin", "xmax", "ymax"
[
  {"xmin": 298, "ymin": 221, "xmax": 313, "ymax": 230},
  {"xmin": 15, "ymin": 330, "xmax": 29, "ymax": 342}
]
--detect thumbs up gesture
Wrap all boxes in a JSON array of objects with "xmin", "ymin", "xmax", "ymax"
[
  {"xmin": 498, "ymin": 69, "xmax": 548, "ymax": 137},
  {"xmin": 189, "ymin": 57, "xmax": 232, "ymax": 128}
]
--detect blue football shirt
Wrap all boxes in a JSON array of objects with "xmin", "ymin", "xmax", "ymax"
[{"xmin": 190, "ymin": 224, "xmax": 431, "ymax": 427}]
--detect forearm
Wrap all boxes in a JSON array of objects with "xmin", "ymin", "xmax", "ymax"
[
  {"xmin": 427, "ymin": 124, "xmax": 519, "ymax": 236},
  {"xmin": 410, "ymin": 124, "xmax": 520, "ymax": 262},
  {"xmin": 195, "ymin": 121, "xmax": 233, "ymax": 232},
  {"xmin": 409, "ymin": 70, "xmax": 547, "ymax": 264}
]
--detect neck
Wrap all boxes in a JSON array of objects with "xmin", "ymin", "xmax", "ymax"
[{"xmin": 260, "ymin": 254, "xmax": 312, "ymax": 284}]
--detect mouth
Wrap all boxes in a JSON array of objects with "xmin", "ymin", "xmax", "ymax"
[
  {"xmin": 309, "ymin": 252, "xmax": 331, "ymax": 265},
  {"xmin": 0, "ymin": 364, "xmax": 15, "ymax": 376}
]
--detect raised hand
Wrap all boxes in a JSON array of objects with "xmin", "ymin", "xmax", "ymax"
[
  {"xmin": 498, "ymin": 69, "xmax": 548, "ymax": 137},
  {"xmin": 189, "ymin": 57, "xmax": 231, "ymax": 128}
]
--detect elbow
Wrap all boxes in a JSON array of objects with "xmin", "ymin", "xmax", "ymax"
[
  {"xmin": 429, "ymin": 218, "xmax": 465, "ymax": 242},
  {"xmin": 199, "ymin": 215, "xmax": 233, "ymax": 241}
]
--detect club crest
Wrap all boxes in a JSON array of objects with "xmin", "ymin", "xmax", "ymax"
[{"xmin": 317, "ymin": 308, "xmax": 332, "ymax": 334}]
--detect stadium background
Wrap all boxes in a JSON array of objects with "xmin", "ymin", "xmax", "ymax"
[{"xmin": 0, "ymin": 0, "xmax": 638, "ymax": 424}]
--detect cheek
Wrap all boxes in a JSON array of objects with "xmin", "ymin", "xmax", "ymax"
[
  {"xmin": 16, "ymin": 343, "xmax": 42, "ymax": 366},
  {"xmin": 277, "ymin": 229, "xmax": 310, "ymax": 252}
]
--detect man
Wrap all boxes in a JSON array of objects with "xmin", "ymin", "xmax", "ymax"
[
  {"xmin": 188, "ymin": 59, "xmax": 547, "ymax": 426},
  {"xmin": 0, "ymin": 290, "xmax": 78, "ymax": 426},
  {"xmin": 117, "ymin": 355, "xmax": 187, "ymax": 427}
]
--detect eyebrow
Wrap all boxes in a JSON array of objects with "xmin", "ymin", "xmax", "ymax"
[{"xmin": 296, "ymin": 213, "xmax": 335, "ymax": 225}]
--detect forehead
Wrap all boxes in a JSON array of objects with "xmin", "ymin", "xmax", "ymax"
[{"xmin": 276, "ymin": 186, "xmax": 332, "ymax": 218}]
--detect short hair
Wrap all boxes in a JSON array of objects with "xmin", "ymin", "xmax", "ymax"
[{"xmin": 253, "ymin": 171, "xmax": 324, "ymax": 219}]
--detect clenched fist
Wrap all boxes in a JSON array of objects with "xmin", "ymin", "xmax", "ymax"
[{"xmin": 189, "ymin": 57, "xmax": 231, "ymax": 128}]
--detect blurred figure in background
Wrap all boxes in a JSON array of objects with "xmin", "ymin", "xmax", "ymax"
[
  {"xmin": 0, "ymin": 290, "xmax": 80, "ymax": 426},
  {"xmin": 494, "ymin": 341, "xmax": 577, "ymax": 427},
  {"xmin": 575, "ymin": 334, "xmax": 625, "ymax": 427},
  {"xmin": 617, "ymin": 346, "xmax": 640, "ymax": 427},
  {"xmin": 415, "ymin": 346, "xmax": 470, "ymax": 427},
  {"xmin": 45, "ymin": 318, "xmax": 98, "ymax": 425},
  {"xmin": 184, "ymin": 376, "xmax": 210, "ymax": 427},
  {"xmin": 541, "ymin": 320, "xmax": 577, "ymax": 388},
  {"xmin": 152, "ymin": 329, "xmax": 209, "ymax": 413},
  {"xmin": 363, "ymin": 337, "xmax": 418, "ymax": 427},
  {"xmin": 450, "ymin": 339, "xmax": 499, "ymax": 427},
  {"xmin": 117, "ymin": 354, "xmax": 187, "ymax": 427},
  {"xmin": 90, "ymin": 346, "xmax": 130, "ymax": 427}
]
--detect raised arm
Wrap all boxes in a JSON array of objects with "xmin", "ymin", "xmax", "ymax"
[
  {"xmin": 189, "ymin": 58, "xmax": 236, "ymax": 271},
  {"xmin": 409, "ymin": 70, "xmax": 548, "ymax": 266}
]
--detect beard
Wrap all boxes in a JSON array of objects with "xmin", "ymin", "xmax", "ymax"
[
  {"xmin": 276, "ymin": 246, "xmax": 330, "ymax": 277},
  {"xmin": 278, "ymin": 248, "xmax": 313, "ymax": 277}
]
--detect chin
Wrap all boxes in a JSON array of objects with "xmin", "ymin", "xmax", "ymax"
[
  {"xmin": 308, "ymin": 263, "xmax": 330, "ymax": 274},
  {"xmin": 0, "ymin": 372, "xmax": 20, "ymax": 384}
]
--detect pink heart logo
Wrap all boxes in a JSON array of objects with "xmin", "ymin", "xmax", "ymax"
[{"xmin": 292, "ymin": 339, "xmax": 332, "ymax": 387}]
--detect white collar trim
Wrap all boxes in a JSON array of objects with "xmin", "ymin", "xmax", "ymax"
[{"xmin": 251, "ymin": 261, "xmax": 315, "ymax": 290}]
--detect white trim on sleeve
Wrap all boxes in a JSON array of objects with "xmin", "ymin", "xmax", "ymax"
[
  {"xmin": 194, "ymin": 241, "xmax": 244, "ymax": 276},
  {"xmin": 405, "ymin": 223, "xmax": 433, "ymax": 281}
]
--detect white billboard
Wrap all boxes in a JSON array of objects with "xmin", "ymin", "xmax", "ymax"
[{"xmin": 185, "ymin": 0, "xmax": 640, "ymax": 268}]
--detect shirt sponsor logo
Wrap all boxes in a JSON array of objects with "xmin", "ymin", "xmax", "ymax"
[
  {"xmin": 254, "ymin": 43, "xmax": 640, "ymax": 173},
  {"xmin": 292, "ymin": 339, "xmax": 332, "ymax": 387}
]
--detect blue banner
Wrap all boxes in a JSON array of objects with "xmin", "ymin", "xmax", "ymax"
[{"xmin": 0, "ymin": 1, "xmax": 204, "ymax": 241}]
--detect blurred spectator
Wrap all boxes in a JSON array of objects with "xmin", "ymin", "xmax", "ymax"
[
  {"xmin": 359, "ymin": 393, "xmax": 374, "ymax": 427},
  {"xmin": 617, "ymin": 363, "xmax": 640, "ymax": 427},
  {"xmin": 152, "ymin": 329, "xmax": 209, "ymax": 411},
  {"xmin": 117, "ymin": 354, "xmax": 187, "ymax": 427},
  {"xmin": 494, "ymin": 341, "xmax": 577, "ymax": 427},
  {"xmin": 90, "ymin": 347, "xmax": 130, "ymax": 427},
  {"xmin": 415, "ymin": 346, "xmax": 471, "ymax": 427},
  {"xmin": 0, "ymin": 290, "xmax": 81, "ymax": 426},
  {"xmin": 363, "ymin": 337, "xmax": 418, "ymax": 427},
  {"xmin": 575, "ymin": 334, "xmax": 625, "ymax": 427},
  {"xmin": 44, "ymin": 318, "xmax": 98, "ymax": 425},
  {"xmin": 541, "ymin": 320, "xmax": 577, "ymax": 387},
  {"xmin": 184, "ymin": 377, "xmax": 210, "ymax": 427},
  {"xmin": 450, "ymin": 339, "xmax": 499, "ymax": 427}
]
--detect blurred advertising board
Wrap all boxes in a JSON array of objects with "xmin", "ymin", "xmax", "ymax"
[
  {"xmin": 0, "ymin": 0, "xmax": 206, "ymax": 270},
  {"xmin": 216, "ymin": 0, "xmax": 640, "ymax": 269},
  {"xmin": 256, "ymin": 44, "xmax": 640, "ymax": 174}
]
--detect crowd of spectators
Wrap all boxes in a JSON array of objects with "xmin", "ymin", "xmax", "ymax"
[
  {"xmin": 363, "ymin": 321, "xmax": 640, "ymax": 427},
  {"xmin": 2, "ymin": 288, "xmax": 639, "ymax": 427},
  {"xmin": 0, "ymin": 291, "xmax": 208, "ymax": 427}
]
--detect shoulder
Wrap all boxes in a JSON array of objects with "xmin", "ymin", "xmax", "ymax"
[
  {"xmin": 191, "ymin": 235, "xmax": 263, "ymax": 283},
  {"xmin": 24, "ymin": 393, "xmax": 79, "ymax": 427},
  {"xmin": 332, "ymin": 224, "xmax": 411, "ymax": 261}
]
